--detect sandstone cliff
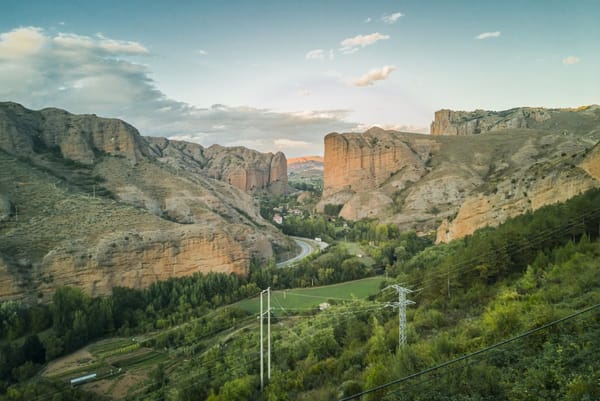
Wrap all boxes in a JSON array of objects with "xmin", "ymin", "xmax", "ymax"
[
  {"xmin": 321, "ymin": 106, "xmax": 600, "ymax": 242},
  {"xmin": 0, "ymin": 102, "xmax": 152, "ymax": 164},
  {"xmin": 147, "ymin": 138, "xmax": 288, "ymax": 195},
  {"xmin": 0, "ymin": 103, "xmax": 294, "ymax": 302}
]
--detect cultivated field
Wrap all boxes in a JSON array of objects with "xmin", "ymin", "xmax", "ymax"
[{"xmin": 236, "ymin": 276, "xmax": 386, "ymax": 314}]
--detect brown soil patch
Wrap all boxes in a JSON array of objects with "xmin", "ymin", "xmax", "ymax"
[
  {"xmin": 82, "ymin": 370, "xmax": 149, "ymax": 399},
  {"xmin": 42, "ymin": 348, "xmax": 94, "ymax": 378}
]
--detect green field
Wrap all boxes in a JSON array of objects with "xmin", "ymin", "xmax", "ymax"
[{"xmin": 236, "ymin": 276, "xmax": 385, "ymax": 314}]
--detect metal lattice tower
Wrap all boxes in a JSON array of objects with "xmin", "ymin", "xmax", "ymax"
[{"xmin": 388, "ymin": 284, "xmax": 415, "ymax": 348}]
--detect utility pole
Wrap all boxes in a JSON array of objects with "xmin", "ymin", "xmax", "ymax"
[
  {"xmin": 260, "ymin": 290, "xmax": 264, "ymax": 391},
  {"xmin": 387, "ymin": 284, "xmax": 415, "ymax": 349},
  {"xmin": 268, "ymin": 287, "xmax": 271, "ymax": 381},
  {"xmin": 259, "ymin": 288, "xmax": 271, "ymax": 391}
]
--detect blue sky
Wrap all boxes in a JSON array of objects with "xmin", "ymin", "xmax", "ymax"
[{"xmin": 2, "ymin": 0, "xmax": 599, "ymax": 157}]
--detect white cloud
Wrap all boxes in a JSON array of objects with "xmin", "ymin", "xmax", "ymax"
[
  {"xmin": 340, "ymin": 32, "xmax": 390, "ymax": 54},
  {"xmin": 0, "ymin": 27, "xmax": 355, "ymax": 157},
  {"xmin": 305, "ymin": 49, "xmax": 324, "ymax": 59},
  {"xmin": 96, "ymin": 34, "xmax": 148, "ymax": 54},
  {"xmin": 328, "ymin": 49, "xmax": 335, "ymax": 60},
  {"xmin": 274, "ymin": 138, "xmax": 311, "ymax": 148},
  {"xmin": 382, "ymin": 12, "xmax": 404, "ymax": 24},
  {"xmin": 352, "ymin": 65, "xmax": 397, "ymax": 87},
  {"xmin": 475, "ymin": 31, "xmax": 501, "ymax": 40},
  {"xmin": 365, "ymin": 17, "xmax": 372, "ymax": 23},
  {"xmin": 197, "ymin": 49, "xmax": 207, "ymax": 56},
  {"xmin": 0, "ymin": 26, "xmax": 47, "ymax": 59},
  {"xmin": 562, "ymin": 56, "xmax": 580, "ymax": 65},
  {"xmin": 299, "ymin": 89, "xmax": 312, "ymax": 97}
]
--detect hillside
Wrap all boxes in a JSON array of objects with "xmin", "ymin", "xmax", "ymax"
[
  {"xmin": 0, "ymin": 103, "xmax": 294, "ymax": 301},
  {"xmin": 319, "ymin": 106, "xmax": 600, "ymax": 242},
  {"xmin": 2, "ymin": 188, "xmax": 598, "ymax": 401}
]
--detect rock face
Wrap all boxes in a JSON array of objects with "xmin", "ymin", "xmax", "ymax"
[
  {"xmin": 430, "ymin": 105, "xmax": 600, "ymax": 136},
  {"xmin": 147, "ymin": 138, "xmax": 288, "ymax": 195},
  {"xmin": 0, "ymin": 102, "xmax": 287, "ymax": 195},
  {"xmin": 0, "ymin": 103, "xmax": 294, "ymax": 302},
  {"xmin": 321, "ymin": 106, "xmax": 600, "ymax": 241},
  {"xmin": 323, "ymin": 128, "xmax": 433, "ymax": 198},
  {"xmin": 0, "ymin": 102, "xmax": 151, "ymax": 164}
]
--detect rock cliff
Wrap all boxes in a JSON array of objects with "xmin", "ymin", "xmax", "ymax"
[
  {"xmin": 321, "ymin": 106, "xmax": 600, "ymax": 242},
  {"xmin": 147, "ymin": 138, "xmax": 288, "ymax": 195},
  {"xmin": 0, "ymin": 103, "xmax": 293, "ymax": 302},
  {"xmin": 430, "ymin": 105, "xmax": 600, "ymax": 136},
  {"xmin": 0, "ymin": 102, "xmax": 152, "ymax": 164}
]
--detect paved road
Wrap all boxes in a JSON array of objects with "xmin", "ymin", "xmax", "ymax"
[{"xmin": 277, "ymin": 237, "xmax": 327, "ymax": 267}]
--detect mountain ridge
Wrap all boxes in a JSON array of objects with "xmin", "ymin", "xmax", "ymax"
[
  {"xmin": 320, "ymin": 106, "xmax": 600, "ymax": 241},
  {"xmin": 0, "ymin": 103, "xmax": 294, "ymax": 301}
]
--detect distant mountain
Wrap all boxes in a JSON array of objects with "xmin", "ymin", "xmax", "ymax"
[
  {"xmin": 287, "ymin": 156, "xmax": 323, "ymax": 171},
  {"xmin": 0, "ymin": 102, "xmax": 294, "ymax": 301},
  {"xmin": 319, "ymin": 106, "xmax": 600, "ymax": 242},
  {"xmin": 287, "ymin": 156, "xmax": 323, "ymax": 190}
]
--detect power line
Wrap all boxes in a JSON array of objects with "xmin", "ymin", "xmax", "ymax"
[
  {"xmin": 339, "ymin": 302, "xmax": 600, "ymax": 401},
  {"xmin": 375, "ymin": 207, "xmax": 600, "ymax": 304}
]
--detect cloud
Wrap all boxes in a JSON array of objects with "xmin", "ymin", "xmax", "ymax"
[
  {"xmin": 382, "ymin": 12, "xmax": 404, "ymax": 24},
  {"xmin": 95, "ymin": 33, "xmax": 149, "ymax": 54},
  {"xmin": 274, "ymin": 138, "xmax": 311, "ymax": 149},
  {"xmin": 562, "ymin": 56, "xmax": 580, "ymax": 65},
  {"xmin": 365, "ymin": 17, "xmax": 372, "ymax": 23},
  {"xmin": 197, "ymin": 49, "xmax": 207, "ymax": 56},
  {"xmin": 299, "ymin": 89, "xmax": 312, "ymax": 97},
  {"xmin": 0, "ymin": 27, "xmax": 355, "ymax": 157},
  {"xmin": 305, "ymin": 49, "xmax": 324, "ymax": 59},
  {"xmin": 475, "ymin": 31, "xmax": 501, "ymax": 40},
  {"xmin": 340, "ymin": 32, "xmax": 390, "ymax": 54},
  {"xmin": 0, "ymin": 26, "xmax": 47, "ymax": 59},
  {"xmin": 351, "ymin": 65, "xmax": 397, "ymax": 87}
]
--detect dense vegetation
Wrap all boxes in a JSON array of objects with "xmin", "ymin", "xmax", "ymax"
[
  {"xmin": 1, "ymin": 188, "xmax": 600, "ymax": 400},
  {"xmin": 0, "ymin": 220, "xmax": 429, "ymax": 396}
]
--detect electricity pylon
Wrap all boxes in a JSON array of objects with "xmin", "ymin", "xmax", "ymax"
[{"xmin": 387, "ymin": 284, "xmax": 415, "ymax": 348}]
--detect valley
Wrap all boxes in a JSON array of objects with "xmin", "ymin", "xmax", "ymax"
[{"xmin": 1, "ymin": 103, "xmax": 599, "ymax": 401}]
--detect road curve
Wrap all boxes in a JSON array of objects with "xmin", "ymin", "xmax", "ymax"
[{"xmin": 277, "ymin": 237, "xmax": 325, "ymax": 267}]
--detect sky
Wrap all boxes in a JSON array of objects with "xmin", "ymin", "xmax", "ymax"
[{"xmin": 1, "ymin": 1, "xmax": 599, "ymax": 158}]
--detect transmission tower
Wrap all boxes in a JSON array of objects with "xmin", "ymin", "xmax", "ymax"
[
  {"xmin": 259, "ymin": 288, "xmax": 271, "ymax": 391},
  {"xmin": 387, "ymin": 284, "xmax": 415, "ymax": 348}
]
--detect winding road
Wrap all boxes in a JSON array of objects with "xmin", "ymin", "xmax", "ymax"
[{"xmin": 277, "ymin": 236, "xmax": 327, "ymax": 267}]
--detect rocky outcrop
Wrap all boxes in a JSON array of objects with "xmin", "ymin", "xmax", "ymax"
[
  {"xmin": 0, "ymin": 101, "xmax": 152, "ymax": 164},
  {"xmin": 322, "ymin": 106, "xmax": 600, "ymax": 241},
  {"xmin": 430, "ymin": 105, "xmax": 600, "ymax": 136},
  {"xmin": 0, "ymin": 102, "xmax": 287, "ymax": 195},
  {"xmin": 436, "ymin": 167, "xmax": 599, "ymax": 242},
  {"xmin": 147, "ymin": 138, "xmax": 288, "ymax": 195},
  {"xmin": 323, "ymin": 128, "xmax": 432, "ymax": 197},
  {"xmin": 0, "ymin": 103, "xmax": 294, "ymax": 302},
  {"xmin": 37, "ymin": 226, "xmax": 253, "ymax": 298}
]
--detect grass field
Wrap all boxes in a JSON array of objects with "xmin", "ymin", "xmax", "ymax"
[{"xmin": 236, "ymin": 276, "xmax": 386, "ymax": 314}]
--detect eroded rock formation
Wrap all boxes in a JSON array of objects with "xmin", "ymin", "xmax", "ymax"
[
  {"xmin": 321, "ymin": 106, "xmax": 600, "ymax": 242},
  {"xmin": 0, "ymin": 103, "xmax": 293, "ymax": 301}
]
